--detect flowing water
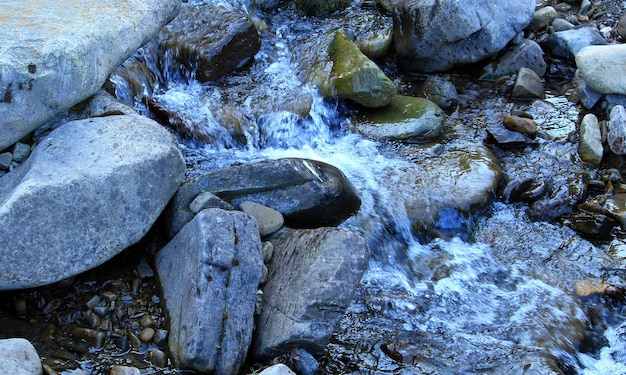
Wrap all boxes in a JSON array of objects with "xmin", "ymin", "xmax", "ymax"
[{"xmin": 109, "ymin": 1, "xmax": 626, "ymax": 373}]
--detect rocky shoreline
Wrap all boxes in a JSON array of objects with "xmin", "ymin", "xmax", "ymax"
[{"xmin": 2, "ymin": 0, "xmax": 626, "ymax": 374}]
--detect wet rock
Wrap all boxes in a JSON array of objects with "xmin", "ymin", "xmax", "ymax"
[
  {"xmin": 295, "ymin": 0, "xmax": 350, "ymax": 16},
  {"xmin": 485, "ymin": 127, "xmax": 539, "ymax": 148},
  {"xmin": 419, "ymin": 76, "xmax": 460, "ymax": 110},
  {"xmin": 499, "ymin": 176, "xmax": 535, "ymax": 203},
  {"xmin": 356, "ymin": 28, "xmax": 393, "ymax": 61},
  {"xmin": 480, "ymin": 39, "xmax": 547, "ymax": 80},
  {"xmin": 577, "ymin": 81, "xmax": 603, "ymax": 109},
  {"xmin": 0, "ymin": 113, "xmax": 185, "ymax": 290},
  {"xmin": 189, "ymin": 191, "xmax": 233, "ymax": 214},
  {"xmin": 259, "ymin": 364, "xmax": 297, "ymax": 375},
  {"xmin": 581, "ymin": 193, "xmax": 626, "ymax": 230},
  {"xmin": 166, "ymin": 158, "xmax": 361, "ymax": 237},
  {"xmin": 576, "ymin": 44, "xmax": 626, "ymax": 95},
  {"xmin": 239, "ymin": 201, "xmax": 284, "ymax": 237},
  {"xmin": 0, "ymin": 0, "xmax": 180, "ymax": 151},
  {"xmin": 541, "ymin": 27, "xmax": 607, "ymax": 61},
  {"xmin": 156, "ymin": 209, "xmax": 263, "ymax": 374},
  {"xmin": 529, "ymin": 6, "xmax": 558, "ymax": 31},
  {"xmin": 578, "ymin": 113, "xmax": 604, "ymax": 166},
  {"xmin": 392, "ymin": 0, "xmax": 535, "ymax": 72},
  {"xmin": 511, "ymin": 67, "xmax": 545, "ymax": 99},
  {"xmin": 159, "ymin": 2, "xmax": 261, "ymax": 82},
  {"xmin": 503, "ymin": 114, "xmax": 538, "ymax": 137},
  {"xmin": 608, "ymin": 105, "xmax": 626, "ymax": 155},
  {"xmin": 353, "ymin": 95, "xmax": 445, "ymax": 142},
  {"xmin": 322, "ymin": 31, "xmax": 396, "ymax": 108},
  {"xmin": 0, "ymin": 338, "xmax": 41, "ymax": 375},
  {"xmin": 292, "ymin": 348, "xmax": 319, "ymax": 375},
  {"xmin": 253, "ymin": 227, "xmax": 369, "ymax": 359},
  {"xmin": 564, "ymin": 209, "xmax": 616, "ymax": 239}
]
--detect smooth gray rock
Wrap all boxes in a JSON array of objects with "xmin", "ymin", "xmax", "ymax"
[
  {"xmin": 0, "ymin": 0, "xmax": 180, "ymax": 151},
  {"xmin": 156, "ymin": 208, "xmax": 263, "ymax": 374},
  {"xmin": 166, "ymin": 158, "xmax": 361, "ymax": 238},
  {"xmin": 576, "ymin": 44, "xmax": 626, "ymax": 95},
  {"xmin": 480, "ymin": 39, "xmax": 547, "ymax": 80},
  {"xmin": 529, "ymin": 6, "xmax": 558, "ymax": 31},
  {"xmin": 0, "ymin": 114, "xmax": 185, "ymax": 290},
  {"xmin": 392, "ymin": 0, "xmax": 535, "ymax": 72},
  {"xmin": 252, "ymin": 227, "xmax": 370, "ymax": 359},
  {"xmin": 259, "ymin": 364, "xmax": 297, "ymax": 375},
  {"xmin": 608, "ymin": 105, "xmax": 626, "ymax": 155},
  {"xmin": 541, "ymin": 27, "xmax": 607, "ymax": 61},
  {"xmin": 0, "ymin": 338, "xmax": 42, "ymax": 375},
  {"xmin": 159, "ymin": 2, "xmax": 261, "ymax": 82},
  {"xmin": 240, "ymin": 201, "xmax": 284, "ymax": 237},
  {"xmin": 578, "ymin": 113, "xmax": 604, "ymax": 166}
]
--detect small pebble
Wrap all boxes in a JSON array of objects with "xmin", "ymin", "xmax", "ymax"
[
  {"xmin": 101, "ymin": 291, "xmax": 118, "ymax": 301},
  {"xmin": 136, "ymin": 259, "xmax": 154, "ymax": 279},
  {"xmin": 262, "ymin": 241, "xmax": 274, "ymax": 264},
  {"xmin": 12, "ymin": 142, "xmax": 31, "ymax": 162},
  {"xmin": 0, "ymin": 152, "xmax": 12, "ymax": 170},
  {"xmin": 14, "ymin": 298, "xmax": 27, "ymax": 317},
  {"xmin": 140, "ymin": 314, "xmax": 155, "ymax": 327},
  {"xmin": 140, "ymin": 327, "xmax": 155, "ymax": 343},
  {"xmin": 149, "ymin": 349, "xmax": 168, "ymax": 368},
  {"xmin": 109, "ymin": 365, "xmax": 141, "ymax": 375},
  {"xmin": 127, "ymin": 331, "xmax": 142, "ymax": 349},
  {"xmin": 85, "ymin": 295, "xmax": 100, "ymax": 310}
]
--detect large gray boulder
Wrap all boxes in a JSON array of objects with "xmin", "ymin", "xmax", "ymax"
[
  {"xmin": 252, "ymin": 227, "xmax": 370, "ymax": 359},
  {"xmin": 156, "ymin": 208, "xmax": 263, "ymax": 374},
  {"xmin": 0, "ymin": 0, "xmax": 181, "ymax": 151},
  {"xmin": 0, "ymin": 338, "xmax": 42, "ymax": 375},
  {"xmin": 391, "ymin": 0, "xmax": 535, "ymax": 72},
  {"xmin": 166, "ymin": 158, "xmax": 361, "ymax": 237},
  {"xmin": 0, "ymin": 113, "xmax": 185, "ymax": 290},
  {"xmin": 159, "ymin": 1, "xmax": 261, "ymax": 82}
]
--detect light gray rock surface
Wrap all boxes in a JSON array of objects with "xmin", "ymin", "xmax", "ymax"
[
  {"xmin": 578, "ymin": 113, "xmax": 603, "ymax": 166},
  {"xmin": 156, "ymin": 208, "xmax": 263, "ymax": 374},
  {"xmin": 576, "ymin": 44, "xmax": 626, "ymax": 95},
  {"xmin": 0, "ymin": 338, "xmax": 42, "ymax": 375},
  {"xmin": 392, "ymin": 0, "xmax": 535, "ymax": 72},
  {"xmin": 239, "ymin": 201, "xmax": 284, "ymax": 237},
  {"xmin": 0, "ymin": 113, "xmax": 185, "ymax": 290},
  {"xmin": 252, "ymin": 227, "xmax": 370, "ymax": 359},
  {"xmin": 0, "ymin": 0, "xmax": 180, "ymax": 151}
]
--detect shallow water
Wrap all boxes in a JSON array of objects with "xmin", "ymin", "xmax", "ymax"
[{"xmin": 108, "ymin": 0, "xmax": 626, "ymax": 373}]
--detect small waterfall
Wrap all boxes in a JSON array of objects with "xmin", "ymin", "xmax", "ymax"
[{"xmin": 108, "ymin": 0, "xmax": 626, "ymax": 373}]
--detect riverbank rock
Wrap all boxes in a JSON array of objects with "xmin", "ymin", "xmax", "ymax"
[
  {"xmin": 0, "ymin": 0, "xmax": 180, "ymax": 151},
  {"xmin": 608, "ymin": 105, "xmax": 626, "ymax": 155},
  {"xmin": 576, "ymin": 44, "xmax": 626, "ymax": 95},
  {"xmin": 481, "ymin": 39, "xmax": 547, "ymax": 81},
  {"xmin": 322, "ymin": 31, "xmax": 396, "ymax": 108},
  {"xmin": 252, "ymin": 227, "xmax": 369, "ymax": 359},
  {"xmin": 353, "ymin": 95, "xmax": 445, "ymax": 142},
  {"xmin": 0, "ymin": 114, "xmax": 185, "ymax": 290},
  {"xmin": 166, "ymin": 158, "xmax": 361, "ymax": 237},
  {"xmin": 541, "ymin": 27, "xmax": 607, "ymax": 61},
  {"xmin": 0, "ymin": 338, "xmax": 41, "ymax": 375},
  {"xmin": 159, "ymin": 2, "xmax": 261, "ymax": 83},
  {"xmin": 391, "ymin": 0, "xmax": 535, "ymax": 72},
  {"xmin": 156, "ymin": 208, "xmax": 263, "ymax": 374},
  {"xmin": 578, "ymin": 113, "xmax": 604, "ymax": 166}
]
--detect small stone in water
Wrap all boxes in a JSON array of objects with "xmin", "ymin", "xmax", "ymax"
[
  {"xmin": 136, "ymin": 258, "xmax": 154, "ymax": 279},
  {"xmin": 140, "ymin": 327, "xmax": 155, "ymax": 343},
  {"xmin": 153, "ymin": 329, "xmax": 168, "ymax": 346}
]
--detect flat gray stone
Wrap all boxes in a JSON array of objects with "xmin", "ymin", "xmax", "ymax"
[{"xmin": 0, "ymin": 0, "xmax": 180, "ymax": 150}]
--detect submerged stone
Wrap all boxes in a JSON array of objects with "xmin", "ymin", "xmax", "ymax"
[{"xmin": 354, "ymin": 95, "xmax": 445, "ymax": 142}]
